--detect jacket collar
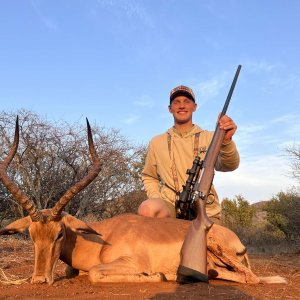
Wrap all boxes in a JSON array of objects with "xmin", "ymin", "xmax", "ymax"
[{"xmin": 167, "ymin": 124, "xmax": 203, "ymax": 138}]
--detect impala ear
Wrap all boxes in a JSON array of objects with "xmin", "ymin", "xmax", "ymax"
[
  {"xmin": 62, "ymin": 214, "xmax": 101, "ymax": 236},
  {"xmin": 0, "ymin": 216, "xmax": 31, "ymax": 235}
]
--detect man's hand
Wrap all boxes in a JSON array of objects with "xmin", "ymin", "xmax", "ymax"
[{"xmin": 218, "ymin": 114, "xmax": 237, "ymax": 144}]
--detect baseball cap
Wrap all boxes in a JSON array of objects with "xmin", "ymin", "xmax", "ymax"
[{"xmin": 170, "ymin": 85, "xmax": 196, "ymax": 103}]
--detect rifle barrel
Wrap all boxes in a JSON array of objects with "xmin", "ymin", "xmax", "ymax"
[
  {"xmin": 221, "ymin": 65, "xmax": 242, "ymax": 117},
  {"xmin": 196, "ymin": 65, "xmax": 242, "ymax": 197}
]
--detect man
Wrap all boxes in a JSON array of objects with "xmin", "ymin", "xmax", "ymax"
[{"xmin": 138, "ymin": 85, "xmax": 239, "ymax": 223}]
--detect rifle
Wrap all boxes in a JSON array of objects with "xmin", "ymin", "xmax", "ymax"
[
  {"xmin": 175, "ymin": 65, "xmax": 241, "ymax": 221},
  {"xmin": 176, "ymin": 65, "xmax": 242, "ymax": 283},
  {"xmin": 175, "ymin": 156, "xmax": 202, "ymax": 220}
]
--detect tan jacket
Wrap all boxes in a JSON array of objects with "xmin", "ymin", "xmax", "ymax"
[{"xmin": 141, "ymin": 125, "xmax": 240, "ymax": 218}]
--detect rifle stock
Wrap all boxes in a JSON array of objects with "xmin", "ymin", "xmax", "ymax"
[
  {"xmin": 196, "ymin": 128, "xmax": 225, "ymax": 197},
  {"xmin": 176, "ymin": 65, "xmax": 241, "ymax": 284}
]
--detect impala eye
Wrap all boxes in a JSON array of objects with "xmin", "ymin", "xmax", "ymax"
[{"xmin": 57, "ymin": 231, "xmax": 64, "ymax": 240}]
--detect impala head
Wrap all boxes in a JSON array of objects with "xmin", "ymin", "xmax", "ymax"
[{"xmin": 0, "ymin": 117, "xmax": 102, "ymax": 284}]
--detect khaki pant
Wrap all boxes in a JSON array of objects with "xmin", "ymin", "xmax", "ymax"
[{"xmin": 162, "ymin": 199, "xmax": 221, "ymax": 224}]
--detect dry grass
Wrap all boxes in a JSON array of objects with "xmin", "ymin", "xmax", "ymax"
[
  {"xmin": 0, "ymin": 236, "xmax": 32, "ymax": 285},
  {"xmin": 0, "ymin": 237, "xmax": 299, "ymax": 299},
  {"xmin": 0, "ymin": 268, "xmax": 30, "ymax": 285}
]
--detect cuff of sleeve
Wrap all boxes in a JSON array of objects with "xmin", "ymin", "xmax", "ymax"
[
  {"xmin": 222, "ymin": 138, "xmax": 232, "ymax": 145},
  {"xmin": 221, "ymin": 140, "xmax": 235, "ymax": 150},
  {"xmin": 221, "ymin": 140, "xmax": 236, "ymax": 152}
]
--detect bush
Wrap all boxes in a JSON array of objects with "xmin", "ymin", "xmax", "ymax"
[{"xmin": 0, "ymin": 110, "xmax": 146, "ymax": 223}]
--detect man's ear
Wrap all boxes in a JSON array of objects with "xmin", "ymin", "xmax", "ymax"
[
  {"xmin": 193, "ymin": 103, "xmax": 197, "ymax": 112},
  {"xmin": 168, "ymin": 105, "xmax": 172, "ymax": 113}
]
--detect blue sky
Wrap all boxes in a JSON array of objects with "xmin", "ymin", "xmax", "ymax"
[{"xmin": 1, "ymin": 0, "xmax": 299, "ymax": 203}]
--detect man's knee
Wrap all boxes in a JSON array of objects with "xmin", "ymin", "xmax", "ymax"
[
  {"xmin": 138, "ymin": 198, "xmax": 171, "ymax": 218},
  {"xmin": 138, "ymin": 200, "xmax": 153, "ymax": 217}
]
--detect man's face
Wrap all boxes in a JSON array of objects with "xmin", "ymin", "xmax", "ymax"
[{"xmin": 168, "ymin": 96, "xmax": 197, "ymax": 124}]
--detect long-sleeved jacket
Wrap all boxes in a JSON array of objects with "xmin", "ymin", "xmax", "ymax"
[{"xmin": 141, "ymin": 125, "xmax": 240, "ymax": 219}]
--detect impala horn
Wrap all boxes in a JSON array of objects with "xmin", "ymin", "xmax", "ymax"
[
  {"xmin": 0, "ymin": 116, "xmax": 42, "ymax": 222},
  {"xmin": 49, "ymin": 118, "xmax": 102, "ymax": 220}
]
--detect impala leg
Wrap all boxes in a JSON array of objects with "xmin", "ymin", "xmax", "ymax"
[
  {"xmin": 208, "ymin": 265, "xmax": 260, "ymax": 284},
  {"xmin": 207, "ymin": 249, "xmax": 260, "ymax": 284},
  {"xmin": 88, "ymin": 257, "xmax": 166, "ymax": 283}
]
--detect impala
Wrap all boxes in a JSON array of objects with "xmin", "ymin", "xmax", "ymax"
[{"xmin": 0, "ymin": 118, "xmax": 285, "ymax": 285}]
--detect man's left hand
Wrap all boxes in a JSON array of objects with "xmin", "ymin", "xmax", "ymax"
[{"xmin": 219, "ymin": 115, "xmax": 237, "ymax": 143}]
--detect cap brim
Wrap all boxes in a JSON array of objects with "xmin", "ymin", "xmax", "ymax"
[{"xmin": 170, "ymin": 91, "xmax": 195, "ymax": 103}]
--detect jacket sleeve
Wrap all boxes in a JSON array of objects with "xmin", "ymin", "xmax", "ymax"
[
  {"xmin": 141, "ymin": 141, "xmax": 161, "ymax": 199},
  {"xmin": 215, "ymin": 139, "xmax": 240, "ymax": 172}
]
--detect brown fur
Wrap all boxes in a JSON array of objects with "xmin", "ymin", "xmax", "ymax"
[
  {"xmin": 0, "ymin": 211, "xmax": 278, "ymax": 285},
  {"xmin": 0, "ymin": 119, "xmax": 286, "ymax": 285}
]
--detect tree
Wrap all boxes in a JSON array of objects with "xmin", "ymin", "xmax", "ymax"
[
  {"xmin": 285, "ymin": 143, "xmax": 300, "ymax": 184},
  {"xmin": 264, "ymin": 190, "xmax": 300, "ymax": 241},
  {"xmin": 221, "ymin": 195, "xmax": 256, "ymax": 229},
  {"xmin": 0, "ymin": 110, "xmax": 146, "ymax": 223}
]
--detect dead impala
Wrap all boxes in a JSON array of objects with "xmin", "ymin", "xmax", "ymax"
[{"xmin": 0, "ymin": 118, "xmax": 285, "ymax": 285}]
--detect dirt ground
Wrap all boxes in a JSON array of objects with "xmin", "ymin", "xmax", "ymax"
[{"xmin": 0, "ymin": 237, "xmax": 299, "ymax": 300}]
